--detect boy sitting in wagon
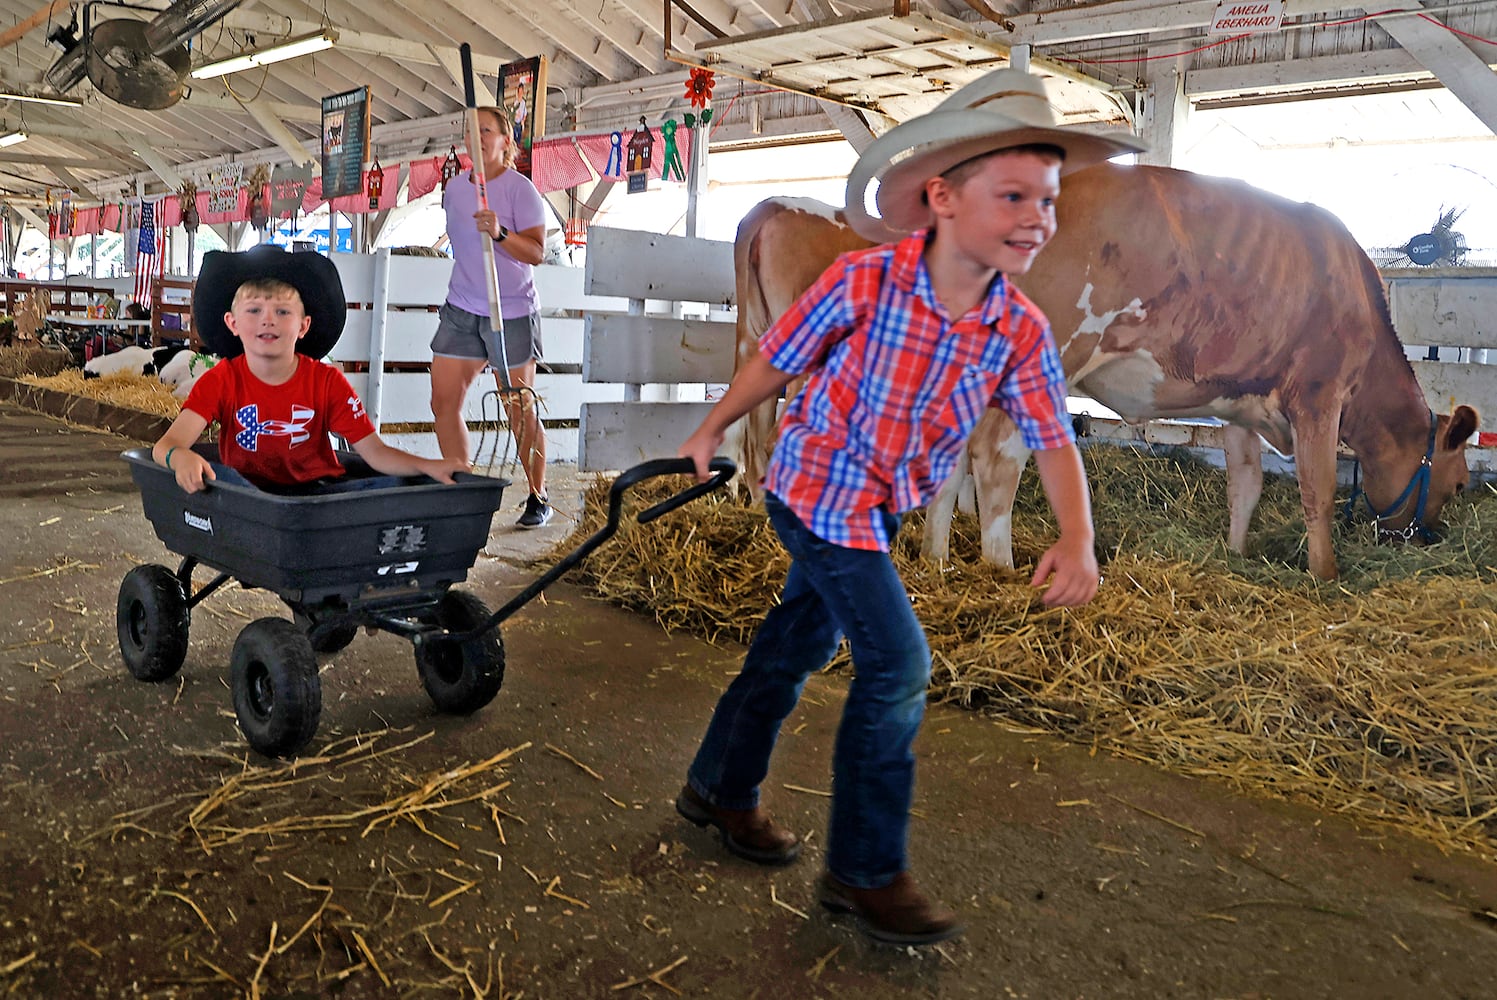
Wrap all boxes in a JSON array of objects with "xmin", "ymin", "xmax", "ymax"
[{"xmin": 152, "ymin": 246, "xmax": 469, "ymax": 493}]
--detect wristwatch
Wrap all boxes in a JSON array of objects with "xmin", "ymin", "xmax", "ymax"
[{"xmin": 495, "ymin": 225, "xmax": 509, "ymax": 242}]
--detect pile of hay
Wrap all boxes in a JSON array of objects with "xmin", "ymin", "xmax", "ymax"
[
  {"xmin": 0, "ymin": 344, "xmax": 72, "ymax": 379},
  {"xmin": 19, "ymin": 368, "xmax": 182, "ymax": 418},
  {"xmin": 567, "ymin": 445, "xmax": 1497, "ymax": 862}
]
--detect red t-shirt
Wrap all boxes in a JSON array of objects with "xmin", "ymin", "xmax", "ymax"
[{"xmin": 184, "ymin": 354, "xmax": 376, "ymax": 487}]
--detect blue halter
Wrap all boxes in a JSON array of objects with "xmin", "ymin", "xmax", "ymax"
[{"xmin": 1341, "ymin": 410, "xmax": 1440, "ymax": 543}]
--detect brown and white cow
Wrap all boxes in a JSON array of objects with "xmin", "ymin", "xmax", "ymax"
[{"xmin": 733, "ymin": 164, "xmax": 1479, "ymax": 580}]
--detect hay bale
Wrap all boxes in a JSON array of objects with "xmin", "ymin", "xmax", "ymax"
[
  {"xmin": 20, "ymin": 369, "xmax": 183, "ymax": 418},
  {"xmin": 0, "ymin": 344, "xmax": 72, "ymax": 379},
  {"xmin": 565, "ymin": 448, "xmax": 1497, "ymax": 863}
]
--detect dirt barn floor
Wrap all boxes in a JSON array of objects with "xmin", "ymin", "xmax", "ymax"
[{"xmin": 2, "ymin": 397, "xmax": 1496, "ymax": 999}]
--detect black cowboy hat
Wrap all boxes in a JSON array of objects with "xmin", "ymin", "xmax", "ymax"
[{"xmin": 192, "ymin": 245, "xmax": 347, "ymax": 359}]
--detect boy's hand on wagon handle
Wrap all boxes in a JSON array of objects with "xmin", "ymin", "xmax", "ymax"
[
  {"xmin": 171, "ymin": 447, "xmax": 216, "ymax": 495},
  {"xmin": 415, "ymin": 455, "xmax": 474, "ymax": 484},
  {"xmin": 679, "ymin": 425, "xmax": 726, "ymax": 483}
]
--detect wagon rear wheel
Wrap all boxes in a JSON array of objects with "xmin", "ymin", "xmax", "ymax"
[
  {"xmin": 117, "ymin": 564, "xmax": 190, "ymax": 682},
  {"xmin": 231, "ymin": 618, "xmax": 322, "ymax": 758},
  {"xmin": 415, "ymin": 590, "xmax": 505, "ymax": 715}
]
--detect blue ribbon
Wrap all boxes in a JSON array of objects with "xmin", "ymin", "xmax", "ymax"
[{"xmin": 604, "ymin": 131, "xmax": 624, "ymax": 177}]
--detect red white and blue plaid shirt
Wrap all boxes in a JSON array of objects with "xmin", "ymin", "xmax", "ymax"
[{"xmin": 760, "ymin": 229, "xmax": 1074, "ymax": 551}]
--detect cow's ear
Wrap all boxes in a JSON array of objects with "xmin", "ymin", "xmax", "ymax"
[{"xmin": 1443, "ymin": 404, "xmax": 1479, "ymax": 449}]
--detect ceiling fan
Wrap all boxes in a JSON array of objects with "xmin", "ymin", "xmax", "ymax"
[{"xmin": 44, "ymin": 0, "xmax": 247, "ymax": 110}]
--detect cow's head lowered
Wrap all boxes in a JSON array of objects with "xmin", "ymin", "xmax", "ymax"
[{"xmin": 1351, "ymin": 405, "xmax": 1479, "ymax": 543}]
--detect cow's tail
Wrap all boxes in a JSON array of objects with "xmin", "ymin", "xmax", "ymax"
[{"xmin": 732, "ymin": 208, "xmax": 782, "ymax": 500}]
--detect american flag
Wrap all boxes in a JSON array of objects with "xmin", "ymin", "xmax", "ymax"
[{"xmin": 132, "ymin": 200, "xmax": 163, "ymax": 309}]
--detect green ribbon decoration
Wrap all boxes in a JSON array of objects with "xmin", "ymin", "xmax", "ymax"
[{"xmin": 660, "ymin": 119, "xmax": 685, "ymax": 182}]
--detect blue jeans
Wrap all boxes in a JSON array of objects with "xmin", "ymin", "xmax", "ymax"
[{"xmin": 687, "ymin": 493, "xmax": 932, "ymax": 889}]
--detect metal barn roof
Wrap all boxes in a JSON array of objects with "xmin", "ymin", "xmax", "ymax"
[{"xmin": 0, "ymin": 0, "xmax": 1491, "ymax": 212}]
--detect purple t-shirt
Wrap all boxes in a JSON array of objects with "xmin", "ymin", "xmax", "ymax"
[{"xmin": 444, "ymin": 168, "xmax": 547, "ymax": 320}]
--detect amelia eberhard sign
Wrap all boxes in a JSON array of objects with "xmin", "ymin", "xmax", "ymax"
[{"xmin": 1209, "ymin": 0, "xmax": 1285, "ymax": 34}]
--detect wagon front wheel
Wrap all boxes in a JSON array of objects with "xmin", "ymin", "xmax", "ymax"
[
  {"xmin": 416, "ymin": 590, "xmax": 505, "ymax": 714},
  {"xmin": 231, "ymin": 618, "xmax": 322, "ymax": 758},
  {"xmin": 117, "ymin": 564, "xmax": 190, "ymax": 682}
]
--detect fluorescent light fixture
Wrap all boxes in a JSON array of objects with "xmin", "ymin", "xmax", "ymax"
[
  {"xmin": 191, "ymin": 29, "xmax": 338, "ymax": 80},
  {"xmin": 0, "ymin": 130, "xmax": 28, "ymax": 148},
  {"xmin": 0, "ymin": 91, "xmax": 83, "ymax": 107}
]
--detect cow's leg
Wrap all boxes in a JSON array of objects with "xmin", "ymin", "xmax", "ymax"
[
  {"xmin": 955, "ymin": 468, "xmax": 977, "ymax": 516},
  {"xmin": 969, "ymin": 410, "xmax": 1028, "ymax": 570},
  {"xmin": 1222, "ymin": 424, "xmax": 1263, "ymax": 554},
  {"xmin": 1289, "ymin": 416, "xmax": 1342, "ymax": 580},
  {"xmin": 923, "ymin": 443, "xmax": 969, "ymax": 562},
  {"xmin": 735, "ymin": 396, "xmax": 778, "ymax": 500}
]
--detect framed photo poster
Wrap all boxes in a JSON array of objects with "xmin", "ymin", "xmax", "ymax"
[
  {"xmin": 498, "ymin": 56, "xmax": 547, "ymax": 179},
  {"xmin": 321, "ymin": 87, "xmax": 371, "ymax": 199}
]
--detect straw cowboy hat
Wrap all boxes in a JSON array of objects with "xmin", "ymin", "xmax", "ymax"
[
  {"xmin": 193, "ymin": 245, "xmax": 348, "ymax": 360},
  {"xmin": 845, "ymin": 68, "xmax": 1148, "ymax": 243}
]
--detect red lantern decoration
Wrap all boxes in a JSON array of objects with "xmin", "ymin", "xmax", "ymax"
[
  {"xmin": 685, "ymin": 67, "xmax": 715, "ymax": 109},
  {"xmin": 367, "ymin": 156, "xmax": 383, "ymax": 209},
  {"xmin": 440, "ymin": 146, "xmax": 461, "ymax": 190}
]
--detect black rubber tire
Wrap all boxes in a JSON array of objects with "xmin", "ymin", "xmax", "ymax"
[
  {"xmin": 231, "ymin": 618, "xmax": 322, "ymax": 758},
  {"xmin": 416, "ymin": 590, "xmax": 505, "ymax": 715},
  {"xmin": 116, "ymin": 565, "xmax": 190, "ymax": 682},
  {"xmin": 294, "ymin": 611, "xmax": 359, "ymax": 654}
]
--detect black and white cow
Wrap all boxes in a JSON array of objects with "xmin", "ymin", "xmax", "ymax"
[{"xmin": 83, "ymin": 344, "xmax": 190, "ymax": 380}]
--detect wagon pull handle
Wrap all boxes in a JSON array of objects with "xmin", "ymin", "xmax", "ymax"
[{"xmin": 438, "ymin": 456, "xmax": 737, "ymax": 642}]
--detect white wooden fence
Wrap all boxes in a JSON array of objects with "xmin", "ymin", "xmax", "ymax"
[
  {"xmin": 328, "ymin": 250, "xmax": 627, "ymax": 463},
  {"xmin": 324, "ymin": 244, "xmax": 1496, "ymax": 476},
  {"xmin": 577, "ymin": 227, "xmax": 736, "ymax": 470}
]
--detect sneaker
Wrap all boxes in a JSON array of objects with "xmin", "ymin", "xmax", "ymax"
[{"xmin": 517, "ymin": 492, "xmax": 552, "ymax": 528}]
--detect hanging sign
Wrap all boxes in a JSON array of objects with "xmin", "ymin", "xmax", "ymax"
[
  {"xmin": 1208, "ymin": 0, "xmax": 1284, "ymax": 34},
  {"xmin": 320, "ymin": 86, "xmax": 371, "ymax": 200},
  {"xmin": 271, "ymin": 163, "xmax": 314, "ymax": 218},
  {"xmin": 498, "ymin": 56, "xmax": 548, "ymax": 179},
  {"xmin": 626, "ymin": 119, "xmax": 654, "ymax": 195},
  {"xmin": 206, "ymin": 163, "xmax": 243, "ymax": 213}
]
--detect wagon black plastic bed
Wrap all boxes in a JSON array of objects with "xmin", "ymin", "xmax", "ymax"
[{"xmin": 115, "ymin": 445, "xmax": 735, "ymax": 758}]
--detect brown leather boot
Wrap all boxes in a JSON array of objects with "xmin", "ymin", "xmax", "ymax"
[
  {"xmin": 675, "ymin": 785, "xmax": 802, "ymax": 865},
  {"xmin": 818, "ymin": 871, "xmax": 965, "ymax": 946}
]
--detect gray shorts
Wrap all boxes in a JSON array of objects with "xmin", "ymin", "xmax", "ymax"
[{"xmin": 431, "ymin": 302, "xmax": 543, "ymax": 370}]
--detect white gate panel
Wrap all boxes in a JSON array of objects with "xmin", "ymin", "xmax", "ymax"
[
  {"xmin": 583, "ymin": 228, "xmax": 736, "ymax": 305},
  {"xmin": 544, "ymin": 316, "xmax": 585, "ymax": 366},
  {"xmin": 582, "ymin": 314, "xmax": 736, "ymax": 384},
  {"xmin": 580, "ymin": 401, "xmax": 716, "ymax": 471},
  {"xmin": 1412, "ymin": 361, "xmax": 1497, "ymax": 418},
  {"xmin": 1385, "ymin": 269, "xmax": 1497, "ymax": 350},
  {"xmin": 534, "ymin": 264, "xmax": 631, "ymax": 314},
  {"xmin": 345, "ymin": 371, "xmax": 613, "ymax": 426}
]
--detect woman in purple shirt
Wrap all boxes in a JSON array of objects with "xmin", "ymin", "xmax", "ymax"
[{"xmin": 431, "ymin": 105, "xmax": 553, "ymax": 527}]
